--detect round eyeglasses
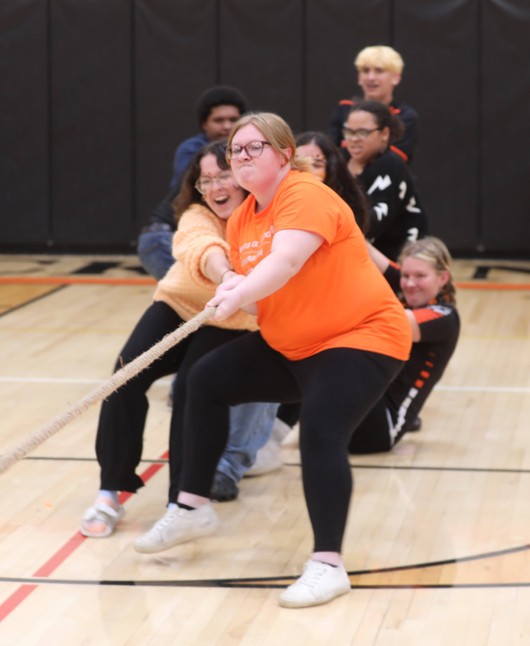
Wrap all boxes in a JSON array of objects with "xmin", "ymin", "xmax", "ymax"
[
  {"xmin": 225, "ymin": 140, "xmax": 272, "ymax": 160},
  {"xmin": 342, "ymin": 126, "xmax": 382, "ymax": 140},
  {"xmin": 194, "ymin": 171, "xmax": 234, "ymax": 195}
]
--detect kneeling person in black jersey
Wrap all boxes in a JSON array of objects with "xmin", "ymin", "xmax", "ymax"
[{"xmin": 349, "ymin": 236, "xmax": 460, "ymax": 454}]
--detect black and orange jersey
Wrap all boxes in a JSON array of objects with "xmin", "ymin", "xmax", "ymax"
[
  {"xmin": 359, "ymin": 149, "xmax": 428, "ymax": 261},
  {"xmin": 382, "ymin": 264, "xmax": 460, "ymax": 433}
]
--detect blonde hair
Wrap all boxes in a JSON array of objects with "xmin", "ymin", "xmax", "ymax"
[
  {"xmin": 399, "ymin": 236, "xmax": 456, "ymax": 305},
  {"xmin": 354, "ymin": 45, "xmax": 404, "ymax": 74},
  {"xmin": 228, "ymin": 112, "xmax": 310, "ymax": 172}
]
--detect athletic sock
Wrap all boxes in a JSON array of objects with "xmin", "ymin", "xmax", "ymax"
[{"xmin": 99, "ymin": 490, "xmax": 119, "ymax": 506}]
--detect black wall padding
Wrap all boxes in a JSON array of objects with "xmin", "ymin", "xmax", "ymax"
[
  {"xmin": 50, "ymin": 0, "xmax": 132, "ymax": 246},
  {"xmin": 135, "ymin": 0, "xmax": 216, "ymax": 226},
  {"xmin": 219, "ymin": 0, "xmax": 304, "ymax": 127},
  {"xmin": 1, "ymin": 1, "xmax": 49, "ymax": 244},
  {"xmin": 392, "ymin": 0, "xmax": 480, "ymax": 251},
  {"xmin": 1, "ymin": 0, "xmax": 529, "ymax": 255},
  {"xmin": 480, "ymin": 0, "xmax": 530, "ymax": 252},
  {"xmin": 306, "ymin": 0, "xmax": 391, "ymax": 130}
]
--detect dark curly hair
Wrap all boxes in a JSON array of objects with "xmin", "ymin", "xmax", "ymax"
[
  {"xmin": 195, "ymin": 85, "xmax": 248, "ymax": 128},
  {"xmin": 348, "ymin": 100, "xmax": 405, "ymax": 144}
]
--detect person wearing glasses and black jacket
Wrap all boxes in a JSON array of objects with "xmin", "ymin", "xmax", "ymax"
[{"xmin": 344, "ymin": 100, "xmax": 428, "ymax": 261}]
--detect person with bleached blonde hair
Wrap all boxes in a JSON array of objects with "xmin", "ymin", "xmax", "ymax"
[
  {"xmin": 355, "ymin": 44, "xmax": 404, "ymax": 77},
  {"xmin": 330, "ymin": 44, "xmax": 418, "ymax": 163}
]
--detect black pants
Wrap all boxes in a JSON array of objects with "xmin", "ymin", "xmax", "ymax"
[
  {"xmin": 347, "ymin": 398, "xmax": 395, "ymax": 453},
  {"xmin": 277, "ymin": 402, "xmax": 300, "ymax": 427},
  {"xmin": 348, "ymin": 396, "xmax": 417, "ymax": 453},
  {"xmin": 95, "ymin": 301, "xmax": 246, "ymax": 498},
  {"xmin": 180, "ymin": 331, "xmax": 404, "ymax": 553}
]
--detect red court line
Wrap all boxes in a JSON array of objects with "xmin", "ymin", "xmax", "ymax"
[
  {"xmin": 0, "ymin": 276, "xmax": 528, "ymax": 290},
  {"xmin": 0, "ymin": 452, "xmax": 169, "ymax": 623}
]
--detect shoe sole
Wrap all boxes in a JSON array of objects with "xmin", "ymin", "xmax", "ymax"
[
  {"xmin": 80, "ymin": 506, "xmax": 125, "ymax": 538},
  {"xmin": 133, "ymin": 521, "xmax": 218, "ymax": 554},
  {"xmin": 278, "ymin": 585, "xmax": 350, "ymax": 608}
]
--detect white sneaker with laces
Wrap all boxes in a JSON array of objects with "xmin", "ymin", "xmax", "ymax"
[
  {"xmin": 133, "ymin": 504, "xmax": 218, "ymax": 554},
  {"xmin": 279, "ymin": 560, "xmax": 351, "ymax": 608}
]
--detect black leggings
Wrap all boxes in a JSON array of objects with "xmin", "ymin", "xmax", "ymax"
[
  {"xmin": 95, "ymin": 301, "xmax": 246, "ymax": 497},
  {"xmin": 348, "ymin": 397, "xmax": 414, "ymax": 454},
  {"xmin": 347, "ymin": 398, "xmax": 394, "ymax": 453},
  {"xmin": 180, "ymin": 331, "xmax": 404, "ymax": 553},
  {"xmin": 277, "ymin": 402, "xmax": 300, "ymax": 427}
]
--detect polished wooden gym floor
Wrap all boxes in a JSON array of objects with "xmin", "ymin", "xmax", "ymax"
[{"xmin": 0, "ymin": 253, "xmax": 529, "ymax": 645}]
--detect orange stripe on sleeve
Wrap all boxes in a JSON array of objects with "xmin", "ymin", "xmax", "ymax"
[
  {"xmin": 389, "ymin": 145, "xmax": 409, "ymax": 162},
  {"xmin": 413, "ymin": 308, "xmax": 444, "ymax": 325}
]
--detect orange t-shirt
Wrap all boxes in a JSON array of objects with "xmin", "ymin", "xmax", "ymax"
[{"xmin": 227, "ymin": 170, "xmax": 411, "ymax": 361}]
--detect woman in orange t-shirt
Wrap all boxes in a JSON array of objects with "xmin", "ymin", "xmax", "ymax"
[{"xmin": 134, "ymin": 113, "xmax": 411, "ymax": 609}]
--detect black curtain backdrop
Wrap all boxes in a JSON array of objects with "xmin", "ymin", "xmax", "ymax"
[{"xmin": 1, "ymin": 0, "xmax": 529, "ymax": 255}]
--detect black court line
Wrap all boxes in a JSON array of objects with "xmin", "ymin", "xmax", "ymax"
[
  {"xmin": 71, "ymin": 261, "xmax": 125, "ymax": 274},
  {"xmin": 5, "ymin": 579, "xmax": 530, "ymax": 591},
  {"xmin": 71, "ymin": 261, "xmax": 147, "ymax": 276},
  {"xmin": 0, "ymin": 284, "xmax": 66, "ymax": 318},
  {"xmin": 25, "ymin": 456, "xmax": 169, "ymax": 464},
  {"xmin": 472, "ymin": 264, "xmax": 530, "ymax": 279},
  {"xmin": 347, "ymin": 463, "xmax": 530, "ymax": 475},
  {"xmin": 23, "ymin": 455, "xmax": 530, "ymax": 477},
  {"xmin": 1, "ymin": 543, "xmax": 528, "ymax": 590}
]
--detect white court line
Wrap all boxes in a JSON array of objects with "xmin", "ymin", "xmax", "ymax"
[
  {"xmin": 0, "ymin": 376, "xmax": 527, "ymax": 393},
  {"xmin": 435, "ymin": 385, "xmax": 529, "ymax": 394}
]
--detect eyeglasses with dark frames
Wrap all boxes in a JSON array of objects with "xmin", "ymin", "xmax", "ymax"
[
  {"xmin": 342, "ymin": 126, "xmax": 382, "ymax": 140},
  {"xmin": 225, "ymin": 140, "xmax": 272, "ymax": 160}
]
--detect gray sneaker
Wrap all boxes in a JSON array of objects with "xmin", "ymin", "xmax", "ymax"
[
  {"xmin": 279, "ymin": 560, "xmax": 351, "ymax": 608},
  {"xmin": 133, "ymin": 504, "xmax": 219, "ymax": 554},
  {"xmin": 210, "ymin": 471, "xmax": 239, "ymax": 502}
]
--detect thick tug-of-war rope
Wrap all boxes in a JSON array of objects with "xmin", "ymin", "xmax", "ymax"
[{"xmin": 0, "ymin": 306, "xmax": 216, "ymax": 475}]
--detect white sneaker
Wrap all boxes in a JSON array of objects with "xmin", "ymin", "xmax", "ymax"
[
  {"xmin": 279, "ymin": 560, "xmax": 351, "ymax": 608},
  {"xmin": 133, "ymin": 504, "xmax": 218, "ymax": 554},
  {"xmin": 245, "ymin": 418, "xmax": 291, "ymax": 477}
]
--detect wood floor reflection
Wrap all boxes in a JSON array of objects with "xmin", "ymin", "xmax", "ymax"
[{"xmin": 0, "ymin": 254, "xmax": 529, "ymax": 645}]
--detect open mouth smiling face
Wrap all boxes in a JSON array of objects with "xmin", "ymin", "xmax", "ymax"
[{"xmin": 198, "ymin": 154, "xmax": 245, "ymax": 220}]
